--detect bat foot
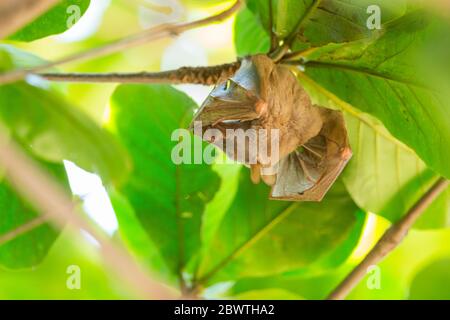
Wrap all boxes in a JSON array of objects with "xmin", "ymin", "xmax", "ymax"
[{"xmin": 250, "ymin": 164, "xmax": 261, "ymax": 184}]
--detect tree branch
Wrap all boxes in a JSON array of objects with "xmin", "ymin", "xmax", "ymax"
[
  {"xmin": 0, "ymin": 0, "xmax": 58, "ymax": 39},
  {"xmin": 37, "ymin": 62, "xmax": 241, "ymax": 85},
  {"xmin": 327, "ymin": 177, "xmax": 450, "ymax": 300},
  {"xmin": 0, "ymin": 0, "xmax": 243, "ymax": 85},
  {"xmin": 0, "ymin": 132, "xmax": 176, "ymax": 299}
]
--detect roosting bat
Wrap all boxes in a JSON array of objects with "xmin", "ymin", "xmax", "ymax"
[{"xmin": 191, "ymin": 55, "xmax": 352, "ymax": 201}]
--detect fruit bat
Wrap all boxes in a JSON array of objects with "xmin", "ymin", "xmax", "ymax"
[{"xmin": 191, "ymin": 54, "xmax": 352, "ymax": 201}]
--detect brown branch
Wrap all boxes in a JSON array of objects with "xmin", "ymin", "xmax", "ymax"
[
  {"xmin": 0, "ymin": 0, "xmax": 58, "ymax": 39},
  {"xmin": 0, "ymin": 216, "xmax": 47, "ymax": 246},
  {"xmin": 0, "ymin": 0, "xmax": 243, "ymax": 85},
  {"xmin": 0, "ymin": 132, "xmax": 176, "ymax": 299},
  {"xmin": 327, "ymin": 177, "xmax": 450, "ymax": 300},
  {"xmin": 37, "ymin": 62, "xmax": 241, "ymax": 85}
]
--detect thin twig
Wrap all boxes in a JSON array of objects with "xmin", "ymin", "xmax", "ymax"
[
  {"xmin": 0, "ymin": 132, "xmax": 176, "ymax": 299},
  {"xmin": 0, "ymin": 0, "xmax": 58, "ymax": 39},
  {"xmin": 0, "ymin": 0, "xmax": 243, "ymax": 85},
  {"xmin": 281, "ymin": 47, "xmax": 318, "ymax": 61},
  {"xmin": 327, "ymin": 177, "xmax": 449, "ymax": 300},
  {"xmin": 0, "ymin": 216, "xmax": 47, "ymax": 246},
  {"xmin": 37, "ymin": 62, "xmax": 241, "ymax": 85}
]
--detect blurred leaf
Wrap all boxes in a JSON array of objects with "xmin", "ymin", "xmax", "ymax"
[
  {"xmin": 347, "ymin": 222, "xmax": 450, "ymax": 299},
  {"xmin": 0, "ymin": 45, "xmax": 128, "ymax": 269},
  {"xmin": 194, "ymin": 168, "xmax": 365, "ymax": 286},
  {"xmin": 0, "ymin": 159, "xmax": 69, "ymax": 269},
  {"xmin": 302, "ymin": 11, "xmax": 450, "ymax": 179},
  {"xmin": 110, "ymin": 84, "xmax": 220, "ymax": 280},
  {"xmin": 409, "ymin": 258, "xmax": 450, "ymax": 299},
  {"xmin": 227, "ymin": 271, "xmax": 344, "ymax": 300},
  {"xmin": 10, "ymin": 0, "xmax": 91, "ymax": 42},
  {"xmin": 0, "ymin": 228, "xmax": 133, "ymax": 299},
  {"xmin": 0, "ymin": 45, "xmax": 47, "ymax": 69},
  {"xmin": 0, "ymin": 46, "xmax": 130, "ymax": 185},
  {"xmin": 232, "ymin": 288, "xmax": 304, "ymax": 300}
]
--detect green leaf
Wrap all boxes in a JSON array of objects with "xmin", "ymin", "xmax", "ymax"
[
  {"xmin": 241, "ymin": 0, "xmax": 406, "ymax": 47},
  {"xmin": 303, "ymin": 11, "xmax": 450, "ymax": 179},
  {"xmin": 109, "ymin": 189, "xmax": 176, "ymax": 284},
  {"xmin": 298, "ymin": 68, "xmax": 450, "ymax": 228},
  {"xmin": 231, "ymin": 288, "xmax": 304, "ymax": 300},
  {"xmin": 228, "ymin": 217, "xmax": 450, "ymax": 300},
  {"xmin": 343, "ymin": 112, "xmax": 450, "ymax": 228},
  {"xmin": 194, "ymin": 168, "xmax": 365, "ymax": 285},
  {"xmin": 234, "ymin": 7, "xmax": 270, "ymax": 57},
  {"xmin": 0, "ymin": 160, "xmax": 69, "ymax": 269},
  {"xmin": 303, "ymin": 0, "xmax": 406, "ymax": 46},
  {"xmin": 245, "ymin": 0, "xmax": 317, "ymax": 39},
  {"xmin": 227, "ymin": 271, "xmax": 344, "ymax": 300},
  {"xmin": 10, "ymin": 0, "xmax": 91, "ymax": 42},
  {"xmin": 110, "ymin": 84, "xmax": 220, "ymax": 279},
  {"xmin": 0, "ymin": 228, "xmax": 134, "ymax": 299},
  {"xmin": 409, "ymin": 258, "xmax": 450, "ymax": 299},
  {"xmin": 201, "ymin": 163, "xmax": 242, "ymax": 247},
  {"xmin": 0, "ymin": 46, "xmax": 130, "ymax": 185}
]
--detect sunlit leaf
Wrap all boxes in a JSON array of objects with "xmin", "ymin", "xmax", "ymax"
[
  {"xmin": 409, "ymin": 258, "xmax": 450, "ymax": 299},
  {"xmin": 195, "ymin": 168, "xmax": 365, "ymax": 285},
  {"xmin": 298, "ymin": 69, "xmax": 450, "ymax": 228},
  {"xmin": 303, "ymin": 11, "xmax": 450, "ymax": 179}
]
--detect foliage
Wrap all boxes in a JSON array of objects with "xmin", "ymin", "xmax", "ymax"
[{"xmin": 0, "ymin": 0, "xmax": 448, "ymax": 300}]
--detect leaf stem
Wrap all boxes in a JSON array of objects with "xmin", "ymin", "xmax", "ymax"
[
  {"xmin": 268, "ymin": 0, "xmax": 278, "ymax": 52},
  {"xmin": 0, "ymin": 0, "xmax": 243, "ymax": 85},
  {"xmin": 0, "ymin": 216, "xmax": 47, "ymax": 246},
  {"xmin": 327, "ymin": 177, "xmax": 449, "ymax": 300},
  {"xmin": 193, "ymin": 203, "xmax": 300, "ymax": 291}
]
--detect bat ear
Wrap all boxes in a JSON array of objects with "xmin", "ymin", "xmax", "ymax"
[
  {"xmin": 269, "ymin": 108, "xmax": 352, "ymax": 201},
  {"xmin": 231, "ymin": 55, "xmax": 275, "ymax": 102}
]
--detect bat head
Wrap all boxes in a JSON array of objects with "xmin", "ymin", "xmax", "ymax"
[{"xmin": 191, "ymin": 57, "xmax": 269, "ymax": 129}]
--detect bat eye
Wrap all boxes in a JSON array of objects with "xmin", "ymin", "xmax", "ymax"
[{"xmin": 224, "ymin": 80, "xmax": 231, "ymax": 91}]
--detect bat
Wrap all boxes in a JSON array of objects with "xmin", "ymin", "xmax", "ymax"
[{"xmin": 191, "ymin": 54, "xmax": 352, "ymax": 201}]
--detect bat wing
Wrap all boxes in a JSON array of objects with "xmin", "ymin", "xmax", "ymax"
[{"xmin": 270, "ymin": 109, "xmax": 352, "ymax": 201}]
